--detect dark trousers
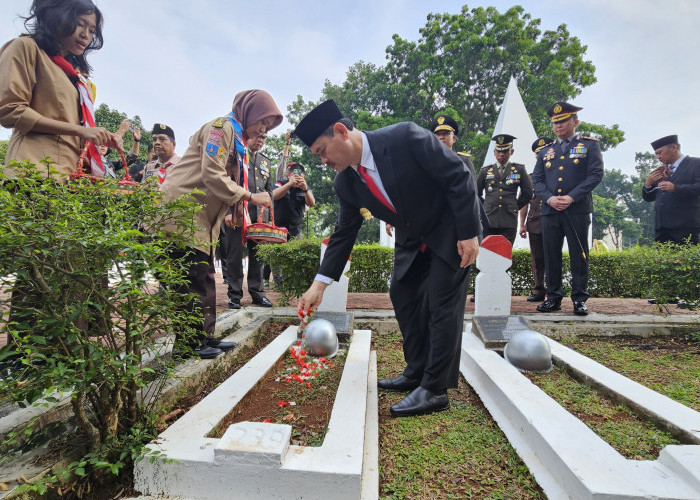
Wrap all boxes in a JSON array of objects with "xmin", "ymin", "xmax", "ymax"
[
  {"xmin": 167, "ymin": 247, "xmax": 216, "ymax": 346},
  {"xmin": 528, "ymin": 231, "xmax": 545, "ymax": 295},
  {"xmin": 541, "ymin": 212, "xmax": 590, "ymax": 302},
  {"xmin": 655, "ymin": 228, "xmax": 699, "ymax": 245},
  {"xmin": 220, "ymin": 224, "xmax": 266, "ymax": 301},
  {"xmin": 389, "ymin": 248, "xmax": 470, "ymax": 394},
  {"xmin": 487, "ymin": 227, "xmax": 517, "ymax": 245}
]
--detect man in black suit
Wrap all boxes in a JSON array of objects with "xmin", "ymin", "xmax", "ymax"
[
  {"xmin": 532, "ymin": 102, "xmax": 604, "ymax": 316},
  {"xmin": 294, "ymin": 100, "xmax": 482, "ymax": 418},
  {"xmin": 642, "ymin": 135, "xmax": 700, "ymax": 244}
]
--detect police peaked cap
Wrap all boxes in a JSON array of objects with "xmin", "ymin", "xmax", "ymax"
[
  {"xmin": 151, "ymin": 123, "xmax": 175, "ymax": 141},
  {"xmin": 650, "ymin": 135, "xmax": 679, "ymax": 150},
  {"xmin": 492, "ymin": 134, "xmax": 516, "ymax": 151},
  {"xmin": 293, "ymin": 100, "xmax": 344, "ymax": 147},
  {"xmin": 532, "ymin": 136, "xmax": 554, "ymax": 153},
  {"xmin": 430, "ymin": 115, "xmax": 459, "ymax": 135},
  {"xmin": 548, "ymin": 102, "xmax": 582, "ymax": 123}
]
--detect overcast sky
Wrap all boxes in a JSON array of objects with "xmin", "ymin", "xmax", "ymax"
[{"xmin": 1, "ymin": 0, "xmax": 697, "ymax": 176}]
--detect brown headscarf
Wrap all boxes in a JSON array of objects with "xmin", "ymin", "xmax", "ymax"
[{"xmin": 232, "ymin": 90, "xmax": 283, "ymax": 131}]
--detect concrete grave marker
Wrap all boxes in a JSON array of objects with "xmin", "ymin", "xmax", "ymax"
[
  {"xmin": 474, "ymin": 235, "xmax": 512, "ymax": 316},
  {"xmin": 316, "ymin": 237, "xmax": 353, "ymax": 335}
]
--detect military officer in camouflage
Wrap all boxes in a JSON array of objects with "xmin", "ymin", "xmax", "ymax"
[
  {"xmin": 476, "ymin": 134, "xmax": 533, "ymax": 244},
  {"xmin": 532, "ymin": 102, "xmax": 604, "ymax": 316},
  {"xmin": 221, "ymin": 132, "xmax": 275, "ymax": 309}
]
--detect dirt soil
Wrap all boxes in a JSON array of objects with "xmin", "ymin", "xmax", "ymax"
[{"xmin": 210, "ymin": 345, "xmax": 346, "ymax": 446}]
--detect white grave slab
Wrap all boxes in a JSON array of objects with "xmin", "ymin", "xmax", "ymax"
[
  {"xmin": 134, "ymin": 328, "xmax": 377, "ymax": 500},
  {"xmin": 474, "ymin": 235, "xmax": 512, "ymax": 316}
]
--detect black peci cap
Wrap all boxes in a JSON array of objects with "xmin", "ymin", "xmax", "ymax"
[
  {"xmin": 292, "ymin": 100, "xmax": 344, "ymax": 147},
  {"xmin": 650, "ymin": 135, "xmax": 678, "ymax": 150}
]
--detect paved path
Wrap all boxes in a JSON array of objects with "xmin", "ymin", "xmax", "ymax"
[{"xmin": 2, "ymin": 274, "xmax": 698, "ymax": 348}]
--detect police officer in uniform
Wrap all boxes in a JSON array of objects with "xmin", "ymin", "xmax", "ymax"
[
  {"xmin": 476, "ymin": 134, "xmax": 533, "ymax": 244},
  {"xmin": 519, "ymin": 137, "xmax": 554, "ymax": 302},
  {"xmin": 221, "ymin": 132, "xmax": 275, "ymax": 309},
  {"xmin": 532, "ymin": 102, "xmax": 604, "ymax": 316}
]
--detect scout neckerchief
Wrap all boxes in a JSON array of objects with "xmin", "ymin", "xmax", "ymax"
[
  {"xmin": 50, "ymin": 55, "xmax": 106, "ymax": 177},
  {"xmin": 226, "ymin": 112, "xmax": 250, "ymax": 243}
]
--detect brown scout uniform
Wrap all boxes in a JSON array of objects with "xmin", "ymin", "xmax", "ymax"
[
  {"xmin": 0, "ymin": 36, "xmax": 82, "ymax": 180},
  {"xmin": 160, "ymin": 117, "xmax": 248, "ymax": 256}
]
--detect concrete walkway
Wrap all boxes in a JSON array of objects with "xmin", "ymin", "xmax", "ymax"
[{"xmin": 2, "ymin": 273, "xmax": 698, "ymax": 349}]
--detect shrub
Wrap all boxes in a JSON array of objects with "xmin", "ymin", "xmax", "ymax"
[
  {"xmin": 0, "ymin": 161, "xmax": 202, "ymax": 494},
  {"xmin": 258, "ymin": 238, "xmax": 698, "ymax": 309}
]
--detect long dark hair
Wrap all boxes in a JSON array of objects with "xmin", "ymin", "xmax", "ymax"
[{"xmin": 22, "ymin": 0, "xmax": 104, "ymax": 75}]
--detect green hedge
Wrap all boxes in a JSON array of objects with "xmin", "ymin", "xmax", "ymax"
[{"xmin": 258, "ymin": 238, "xmax": 700, "ymax": 307}]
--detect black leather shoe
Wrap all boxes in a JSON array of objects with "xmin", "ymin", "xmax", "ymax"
[
  {"xmin": 526, "ymin": 294, "xmax": 545, "ymax": 302},
  {"xmin": 206, "ymin": 338, "xmax": 238, "ymax": 351},
  {"xmin": 193, "ymin": 345, "xmax": 222, "ymax": 359},
  {"xmin": 252, "ymin": 296, "xmax": 272, "ymax": 307},
  {"xmin": 390, "ymin": 387, "xmax": 450, "ymax": 418},
  {"xmin": 469, "ymin": 296, "xmax": 475, "ymax": 302},
  {"xmin": 228, "ymin": 298, "xmax": 241, "ymax": 310},
  {"xmin": 378, "ymin": 374, "xmax": 421, "ymax": 392},
  {"xmin": 537, "ymin": 299, "xmax": 561, "ymax": 313},
  {"xmin": 573, "ymin": 301, "xmax": 589, "ymax": 316}
]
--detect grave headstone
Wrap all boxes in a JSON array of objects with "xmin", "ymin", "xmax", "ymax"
[
  {"xmin": 474, "ymin": 235, "xmax": 512, "ymax": 316},
  {"xmin": 316, "ymin": 237, "xmax": 353, "ymax": 337}
]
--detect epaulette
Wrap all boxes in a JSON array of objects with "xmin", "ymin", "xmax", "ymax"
[
  {"xmin": 457, "ymin": 151, "xmax": 472, "ymax": 157},
  {"xmin": 212, "ymin": 117, "xmax": 226, "ymax": 128},
  {"xmin": 579, "ymin": 136, "xmax": 599, "ymax": 141}
]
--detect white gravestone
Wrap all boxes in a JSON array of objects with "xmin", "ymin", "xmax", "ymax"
[
  {"xmin": 475, "ymin": 235, "xmax": 512, "ymax": 316},
  {"xmin": 317, "ymin": 237, "xmax": 350, "ymax": 313}
]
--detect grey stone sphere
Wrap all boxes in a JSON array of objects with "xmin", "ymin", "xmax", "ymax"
[
  {"xmin": 504, "ymin": 330, "xmax": 553, "ymax": 373},
  {"xmin": 302, "ymin": 319, "xmax": 339, "ymax": 358}
]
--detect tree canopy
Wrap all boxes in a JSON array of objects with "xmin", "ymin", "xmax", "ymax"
[{"xmin": 275, "ymin": 4, "xmax": 626, "ymax": 242}]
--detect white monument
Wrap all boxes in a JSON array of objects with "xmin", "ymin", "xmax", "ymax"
[{"xmin": 482, "ymin": 76, "xmax": 539, "ymax": 251}]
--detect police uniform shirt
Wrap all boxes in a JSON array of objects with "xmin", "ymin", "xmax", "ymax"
[{"xmin": 533, "ymin": 134, "xmax": 603, "ymax": 215}]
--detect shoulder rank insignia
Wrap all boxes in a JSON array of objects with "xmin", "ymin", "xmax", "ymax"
[
  {"xmin": 579, "ymin": 135, "xmax": 599, "ymax": 141},
  {"xmin": 212, "ymin": 117, "xmax": 226, "ymax": 128},
  {"xmin": 457, "ymin": 151, "xmax": 472, "ymax": 157}
]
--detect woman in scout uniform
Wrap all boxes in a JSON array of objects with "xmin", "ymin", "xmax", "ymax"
[
  {"xmin": 476, "ymin": 134, "xmax": 533, "ymax": 244},
  {"xmin": 159, "ymin": 89, "xmax": 282, "ymax": 359},
  {"xmin": 0, "ymin": 0, "xmax": 122, "ymax": 181},
  {"xmin": 532, "ymin": 101, "xmax": 604, "ymax": 316}
]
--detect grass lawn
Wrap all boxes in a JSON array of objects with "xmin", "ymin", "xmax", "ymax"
[{"xmin": 373, "ymin": 328, "xmax": 700, "ymax": 499}]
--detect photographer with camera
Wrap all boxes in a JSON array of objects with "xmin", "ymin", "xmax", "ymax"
[{"xmin": 273, "ymin": 162, "xmax": 315, "ymax": 238}]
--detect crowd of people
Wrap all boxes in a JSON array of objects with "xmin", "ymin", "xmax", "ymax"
[{"xmin": 1, "ymin": 0, "xmax": 698, "ymax": 416}]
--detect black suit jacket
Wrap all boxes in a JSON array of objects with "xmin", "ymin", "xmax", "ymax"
[
  {"xmin": 642, "ymin": 155, "xmax": 700, "ymax": 231},
  {"xmin": 532, "ymin": 135, "xmax": 604, "ymax": 215},
  {"xmin": 318, "ymin": 122, "xmax": 482, "ymax": 281}
]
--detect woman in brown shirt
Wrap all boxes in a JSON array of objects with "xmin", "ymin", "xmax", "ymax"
[{"xmin": 0, "ymin": 0, "xmax": 121, "ymax": 181}]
